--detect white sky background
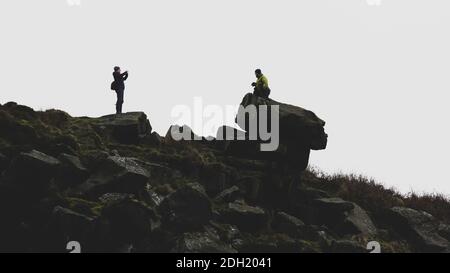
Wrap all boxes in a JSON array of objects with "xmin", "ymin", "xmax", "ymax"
[{"xmin": 0, "ymin": 0, "xmax": 449, "ymax": 195}]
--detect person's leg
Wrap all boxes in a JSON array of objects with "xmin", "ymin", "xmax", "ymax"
[
  {"xmin": 116, "ymin": 89, "xmax": 124, "ymax": 114},
  {"xmin": 253, "ymin": 87, "xmax": 262, "ymax": 97},
  {"xmin": 263, "ymin": 88, "xmax": 271, "ymax": 99}
]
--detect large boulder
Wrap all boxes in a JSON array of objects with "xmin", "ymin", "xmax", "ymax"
[
  {"xmin": 4, "ymin": 150, "xmax": 61, "ymax": 195},
  {"xmin": 87, "ymin": 195, "xmax": 160, "ymax": 252},
  {"xmin": 47, "ymin": 206, "xmax": 95, "ymax": 251},
  {"xmin": 387, "ymin": 207, "xmax": 449, "ymax": 252},
  {"xmin": 78, "ymin": 156, "xmax": 150, "ymax": 196},
  {"xmin": 158, "ymin": 183, "xmax": 212, "ymax": 231},
  {"xmin": 93, "ymin": 112, "xmax": 152, "ymax": 144},
  {"xmin": 344, "ymin": 204, "xmax": 378, "ymax": 236},
  {"xmin": 237, "ymin": 93, "xmax": 327, "ymax": 150},
  {"xmin": 224, "ymin": 93, "xmax": 327, "ymax": 169},
  {"xmin": 307, "ymin": 198, "xmax": 377, "ymax": 236}
]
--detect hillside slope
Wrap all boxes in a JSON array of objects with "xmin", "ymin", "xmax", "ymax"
[{"xmin": 0, "ymin": 100, "xmax": 448, "ymax": 253}]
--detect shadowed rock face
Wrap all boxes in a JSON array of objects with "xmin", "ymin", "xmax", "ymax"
[
  {"xmin": 387, "ymin": 207, "xmax": 449, "ymax": 252},
  {"xmin": 0, "ymin": 101, "xmax": 448, "ymax": 253}
]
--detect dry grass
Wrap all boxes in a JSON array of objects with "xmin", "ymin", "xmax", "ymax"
[{"xmin": 302, "ymin": 167, "xmax": 450, "ymax": 223}]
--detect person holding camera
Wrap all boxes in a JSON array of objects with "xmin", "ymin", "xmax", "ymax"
[
  {"xmin": 252, "ymin": 69, "xmax": 270, "ymax": 99},
  {"xmin": 111, "ymin": 66, "xmax": 129, "ymax": 114}
]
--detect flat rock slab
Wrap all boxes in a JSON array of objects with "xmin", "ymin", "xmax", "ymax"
[
  {"xmin": 220, "ymin": 201, "xmax": 267, "ymax": 232},
  {"xmin": 388, "ymin": 206, "xmax": 449, "ymax": 252},
  {"xmin": 94, "ymin": 112, "xmax": 152, "ymax": 144},
  {"xmin": 313, "ymin": 197, "xmax": 355, "ymax": 213},
  {"xmin": 79, "ymin": 156, "xmax": 150, "ymax": 196}
]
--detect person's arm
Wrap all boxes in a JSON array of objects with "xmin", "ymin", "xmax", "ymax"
[{"xmin": 122, "ymin": 71, "xmax": 129, "ymax": 81}]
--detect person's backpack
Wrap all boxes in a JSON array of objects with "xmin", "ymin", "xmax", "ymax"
[{"xmin": 110, "ymin": 81, "xmax": 118, "ymax": 91}]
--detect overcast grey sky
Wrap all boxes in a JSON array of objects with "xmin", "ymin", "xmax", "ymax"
[{"xmin": 0, "ymin": 0, "xmax": 449, "ymax": 195}]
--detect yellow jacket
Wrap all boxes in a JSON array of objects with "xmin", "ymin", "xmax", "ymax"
[{"xmin": 256, "ymin": 74, "xmax": 269, "ymax": 89}]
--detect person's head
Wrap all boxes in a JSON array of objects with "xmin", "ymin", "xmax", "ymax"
[
  {"xmin": 255, "ymin": 69, "xmax": 262, "ymax": 78},
  {"xmin": 114, "ymin": 66, "xmax": 121, "ymax": 73}
]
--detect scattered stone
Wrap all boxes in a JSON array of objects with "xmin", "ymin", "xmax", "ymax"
[
  {"xmin": 141, "ymin": 187, "xmax": 164, "ymax": 208},
  {"xmin": 52, "ymin": 206, "xmax": 94, "ymax": 237},
  {"xmin": 57, "ymin": 153, "xmax": 90, "ymax": 186},
  {"xmin": 79, "ymin": 156, "xmax": 150, "ymax": 196},
  {"xmin": 99, "ymin": 193, "xmax": 136, "ymax": 203},
  {"xmin": 158, "ymin": 183, "xmax": 212, "ymax": 231},
  {"xmin": 220, "ymin": 200, "xmax": 267, "ymax": 232},
  {"xmin": 99, "ymin": 197, "xmax": 160, "ymax": 246},
  {"xmin": 214, "ymin": 186, "xmax": 240, "ymax": 203},
  {"xmin": 209, "ymin": 221, "xmax": 242, "ymax": 244},
  {"xmin": 272, "ymin": 212, "xmax": 306, "ymax": 238}
]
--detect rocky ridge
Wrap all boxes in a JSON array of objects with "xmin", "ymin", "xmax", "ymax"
[{"xmin": 0, "ymin": 97, "xmax": 448, "ymax": 253}]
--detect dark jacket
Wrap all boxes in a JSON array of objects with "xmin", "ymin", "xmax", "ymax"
[{"xmin": 113, "ymin": 71, "xmax": 128, "ymax": 90}]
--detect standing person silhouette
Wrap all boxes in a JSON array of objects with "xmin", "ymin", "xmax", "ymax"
[{"xmin": 112, "ymin": 66, "xmax": 129, "ymax": 114}]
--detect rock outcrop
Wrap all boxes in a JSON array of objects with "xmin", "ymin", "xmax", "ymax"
[
  {"xmin": 93, "ymin": 112, "xmax": 152, "ymax": 144},
  {"xmin": 237, "ymin": 93, "xmax": 328, "ymax": 151},
  {"xmin": 220, "ymin": 93, "xmax": 328, "ymax": 170},
  {"xmin": 0, "ymin": 101, "xmax": 448, "ymax": 253}
]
